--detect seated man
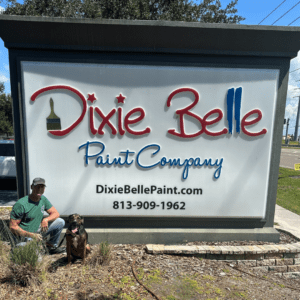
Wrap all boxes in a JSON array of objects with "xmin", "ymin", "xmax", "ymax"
[{"xmin": 10, "ymin": 177, "xmax": 65, "ymax": 254}]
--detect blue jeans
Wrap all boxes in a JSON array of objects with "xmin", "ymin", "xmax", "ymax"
[{"xmin": 14, "ymin": 218, "xmax": 65, "ymax": 248}]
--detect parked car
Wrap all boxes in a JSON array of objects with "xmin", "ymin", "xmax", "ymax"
[{"xmin": 0, "ymin": 140, "xmax": 16, "ymax": 190}]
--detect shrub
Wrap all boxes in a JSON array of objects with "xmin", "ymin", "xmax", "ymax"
[
  {"xmin": 8, "ymin": 239, "xmax": 46, "ymax": 286},
  {"xmin": 0, "ymin": 235, "xmax": 5, "ymax": 256},
  {"xmin": 8, "ymin": 262, "xmax": 41, "ymax": 286},
  {"xmin": 10, "ymin": 239, "xmax": 42, "ymax": 268}
]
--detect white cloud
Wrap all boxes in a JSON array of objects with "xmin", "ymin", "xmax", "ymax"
[
  {"xmin": 4, "ymin": 65, "xmax": 9, "ymax": 71},
  {"xmin": 286, "ymin": 51, "xmax": 300, "ymax": 132},
  {"xmin": 292, "ymin": 51, "xmax": 300, "ymax": 65},
  {"xmin": 288, "ymin": 51, "xmax": 300, "ymax": 82},
  {"xmin": 285, "ymin": 103, "xmax": 298, "ymax": 120},
  {"xmin": 0, "ymin": 74, "xmax": 9, "ymax": 82},
  {"xmin": 290, "ymin": 50, "xmax": 300, "ymax": 67},
  {"xmin": 0, "ymin": 6, "xmax": 4, "ymax": 13},
  {"xmin": 287, "ymin": 84, "xmax": 300, "ymax": 97}
]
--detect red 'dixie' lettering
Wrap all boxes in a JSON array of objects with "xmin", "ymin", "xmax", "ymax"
[
  {"xmin": 95, "ymin": 107, "xmax": 117, "ymax": 135},
  {"xmin": 31, "ymin": 86, "xmax": 151, "ymax": 137},
  {"xmin": 124, "ymin": 107, "xmax": 151, "ymax": 136},
  {"xmin": 117, "ymin": 107, "xmax": 126, "ymax": 136},
  {"xmin": 90, "ymin": 106, "xmax": 150, "ymax": 136},
  {"xmin": 89, "ymin": 107, "xmax": 97, "ymax": 135}
]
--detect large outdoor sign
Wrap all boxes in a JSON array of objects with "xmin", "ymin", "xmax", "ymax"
[{"xmin": 21, "ymin": 62, "xmax": 278, "ymax": 217}]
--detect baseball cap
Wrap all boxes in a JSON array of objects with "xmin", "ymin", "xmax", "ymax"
[{"xmin": 32, "ymin": 177, "xmax": 46, "ymax": 186}]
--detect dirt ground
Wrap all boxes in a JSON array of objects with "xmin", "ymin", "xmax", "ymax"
[
  {"xmin": 1, "ymin": 243, "xmax": 300, "ymax": 300},
  {"xmin": 1, "ymin": 208, "xmax": 300, "ymax": 299}
]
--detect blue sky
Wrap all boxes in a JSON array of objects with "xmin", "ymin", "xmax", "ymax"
[{"xmin": 1, "ymin": 0, "xmax": 300, "ymax": 134}]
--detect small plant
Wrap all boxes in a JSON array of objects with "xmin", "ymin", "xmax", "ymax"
[
  {"xmin": 203, "ymin": 275, "xmax": 216, "ymax": 281},
  {"xmin": 232, "ymin": 291, "xmax": 247, "ymax": 298},
  {"xmin": 46, "ymin": 288, "xmax": 53, "ymax": 297},
  {"xmin": 99, "ymin": 241, "xmax": 111, "ymax": 259},
  {"xmin": 146, "ymin": 269, "xmax": 162, "ymax": 285},
  {"xmin": 137, "ymin": 267, "xmax": 145, "ymax": 280},
  {"xmin": 88, "ymin": 241, "xmax": 112, "ymax": 267},
  {"xmin": 215, "ymin": 288, "xmax": 223, "ymax": 295}
]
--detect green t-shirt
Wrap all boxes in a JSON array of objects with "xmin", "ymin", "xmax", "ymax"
[{"xmin": 10, "ymin": 195, "xmax": 53, "ymax": 233}]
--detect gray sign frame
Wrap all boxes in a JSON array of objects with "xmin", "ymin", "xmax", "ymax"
[{"xmin": 1, "ymin": 15, "xmax": 300, "ymax": 243}]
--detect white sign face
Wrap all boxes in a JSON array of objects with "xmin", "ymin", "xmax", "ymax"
[{"xmin": 21, "ymin": 62, "xmax": 278, "ymax": 218}]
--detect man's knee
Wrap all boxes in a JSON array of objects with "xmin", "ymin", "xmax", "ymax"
[
  {"xmin": 49, "ymin": 217, "xmax": 65, "ymax": 229},
  {"xmin": 56, "ymin": 217, "xmax": 65, "ymax": 228}
]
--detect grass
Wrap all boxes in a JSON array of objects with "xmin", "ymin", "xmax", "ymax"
[
  {"xmin": 282, "ymin": 140, "xmax": 300, "ymax": 145},
  {"xmin": 0, "ymin": 207, "xmax": 12, "ymax": 213},
  {"xmin": 277, "ymin": 167, "xmax": 300, "ymax": 215},
  {"xmin": 289, "ymin": 141, "xmax": 300, "ymax": 145}
]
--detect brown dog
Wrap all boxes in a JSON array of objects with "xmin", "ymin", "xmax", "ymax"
[{"xmin": 66, "ymin": 213, "xmax": 90, "ymax": 266}]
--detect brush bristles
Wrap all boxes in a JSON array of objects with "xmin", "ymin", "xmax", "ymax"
[{"xmin": 47, "ymin": 123, "xmax": 61, "ymax": 130}]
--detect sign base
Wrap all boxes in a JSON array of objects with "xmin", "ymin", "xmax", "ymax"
[{"xmin": 59, "ymin": 228, "xmax": 279, "ymax": 245}]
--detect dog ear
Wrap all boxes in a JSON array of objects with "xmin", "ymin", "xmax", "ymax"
[
  {"xmin": 80, "ymin": 216, "xmax": 84, "ymax": 225},
  {"xmin": 68, "ymin": 214, "xmax": 74, "ymax": 224}
]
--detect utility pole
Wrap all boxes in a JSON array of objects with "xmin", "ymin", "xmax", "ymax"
[
  {"xmin": 285, "ymin": 118, "xmax": 290, "ymax": 144},
  {"xmin": 294, "ymin": 80, "xmax": 300, "ymax": 142},
  {"xmin": 294, "ymin": 95, "xmax": 300, "ymax": 141}
]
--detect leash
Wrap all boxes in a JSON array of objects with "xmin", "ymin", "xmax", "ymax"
[{"xmin": 57, "ymin": 232, "xmax": 66, "ymax": 248}]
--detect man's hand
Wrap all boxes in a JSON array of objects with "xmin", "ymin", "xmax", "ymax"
[
  {"xmin": 41, "ymin": 218, "xmax": 49, "ymax": 233},
  {"xmin": 32, "ymin": 233, "xmax": 43, "ymax": 241}
]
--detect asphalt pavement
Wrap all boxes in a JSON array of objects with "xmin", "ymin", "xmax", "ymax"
[
  {"xmin": 0, "ymin": 190, "xmax": 17, "ymax": 206},
  {"xmin": 280, "ymin": 147, "xmax": 300, "ymax": 169}
]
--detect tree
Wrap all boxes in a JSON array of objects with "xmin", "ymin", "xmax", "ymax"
[
  {"xmin": 0, "ymin": 82, "xmax": 14, "ymax": 138},
  {"xmin": 0, "ymin": 82, "xmax": 4, "ymax": 94},
  {"xmin": 1, "ymin": 0, "xmax": 245, "ymax": 23}
]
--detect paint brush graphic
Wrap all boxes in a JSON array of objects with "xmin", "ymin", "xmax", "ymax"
[{"xmin": 47, "ymin": 98, "xmax": 61, "ymax": 130}]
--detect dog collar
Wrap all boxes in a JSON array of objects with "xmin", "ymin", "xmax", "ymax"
[{"xmin": 66, "ymin": 228, "xmax": 78, "ymax": 237}]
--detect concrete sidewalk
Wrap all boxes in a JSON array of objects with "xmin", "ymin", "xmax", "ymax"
[{"xmin": 274, "ymin": 204, "xmax": 300, "ymax": 240}]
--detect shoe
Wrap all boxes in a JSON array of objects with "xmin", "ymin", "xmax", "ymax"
[{"xmin": 47, "ymin": 246, "xmax": 66, "ymax": 255}]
